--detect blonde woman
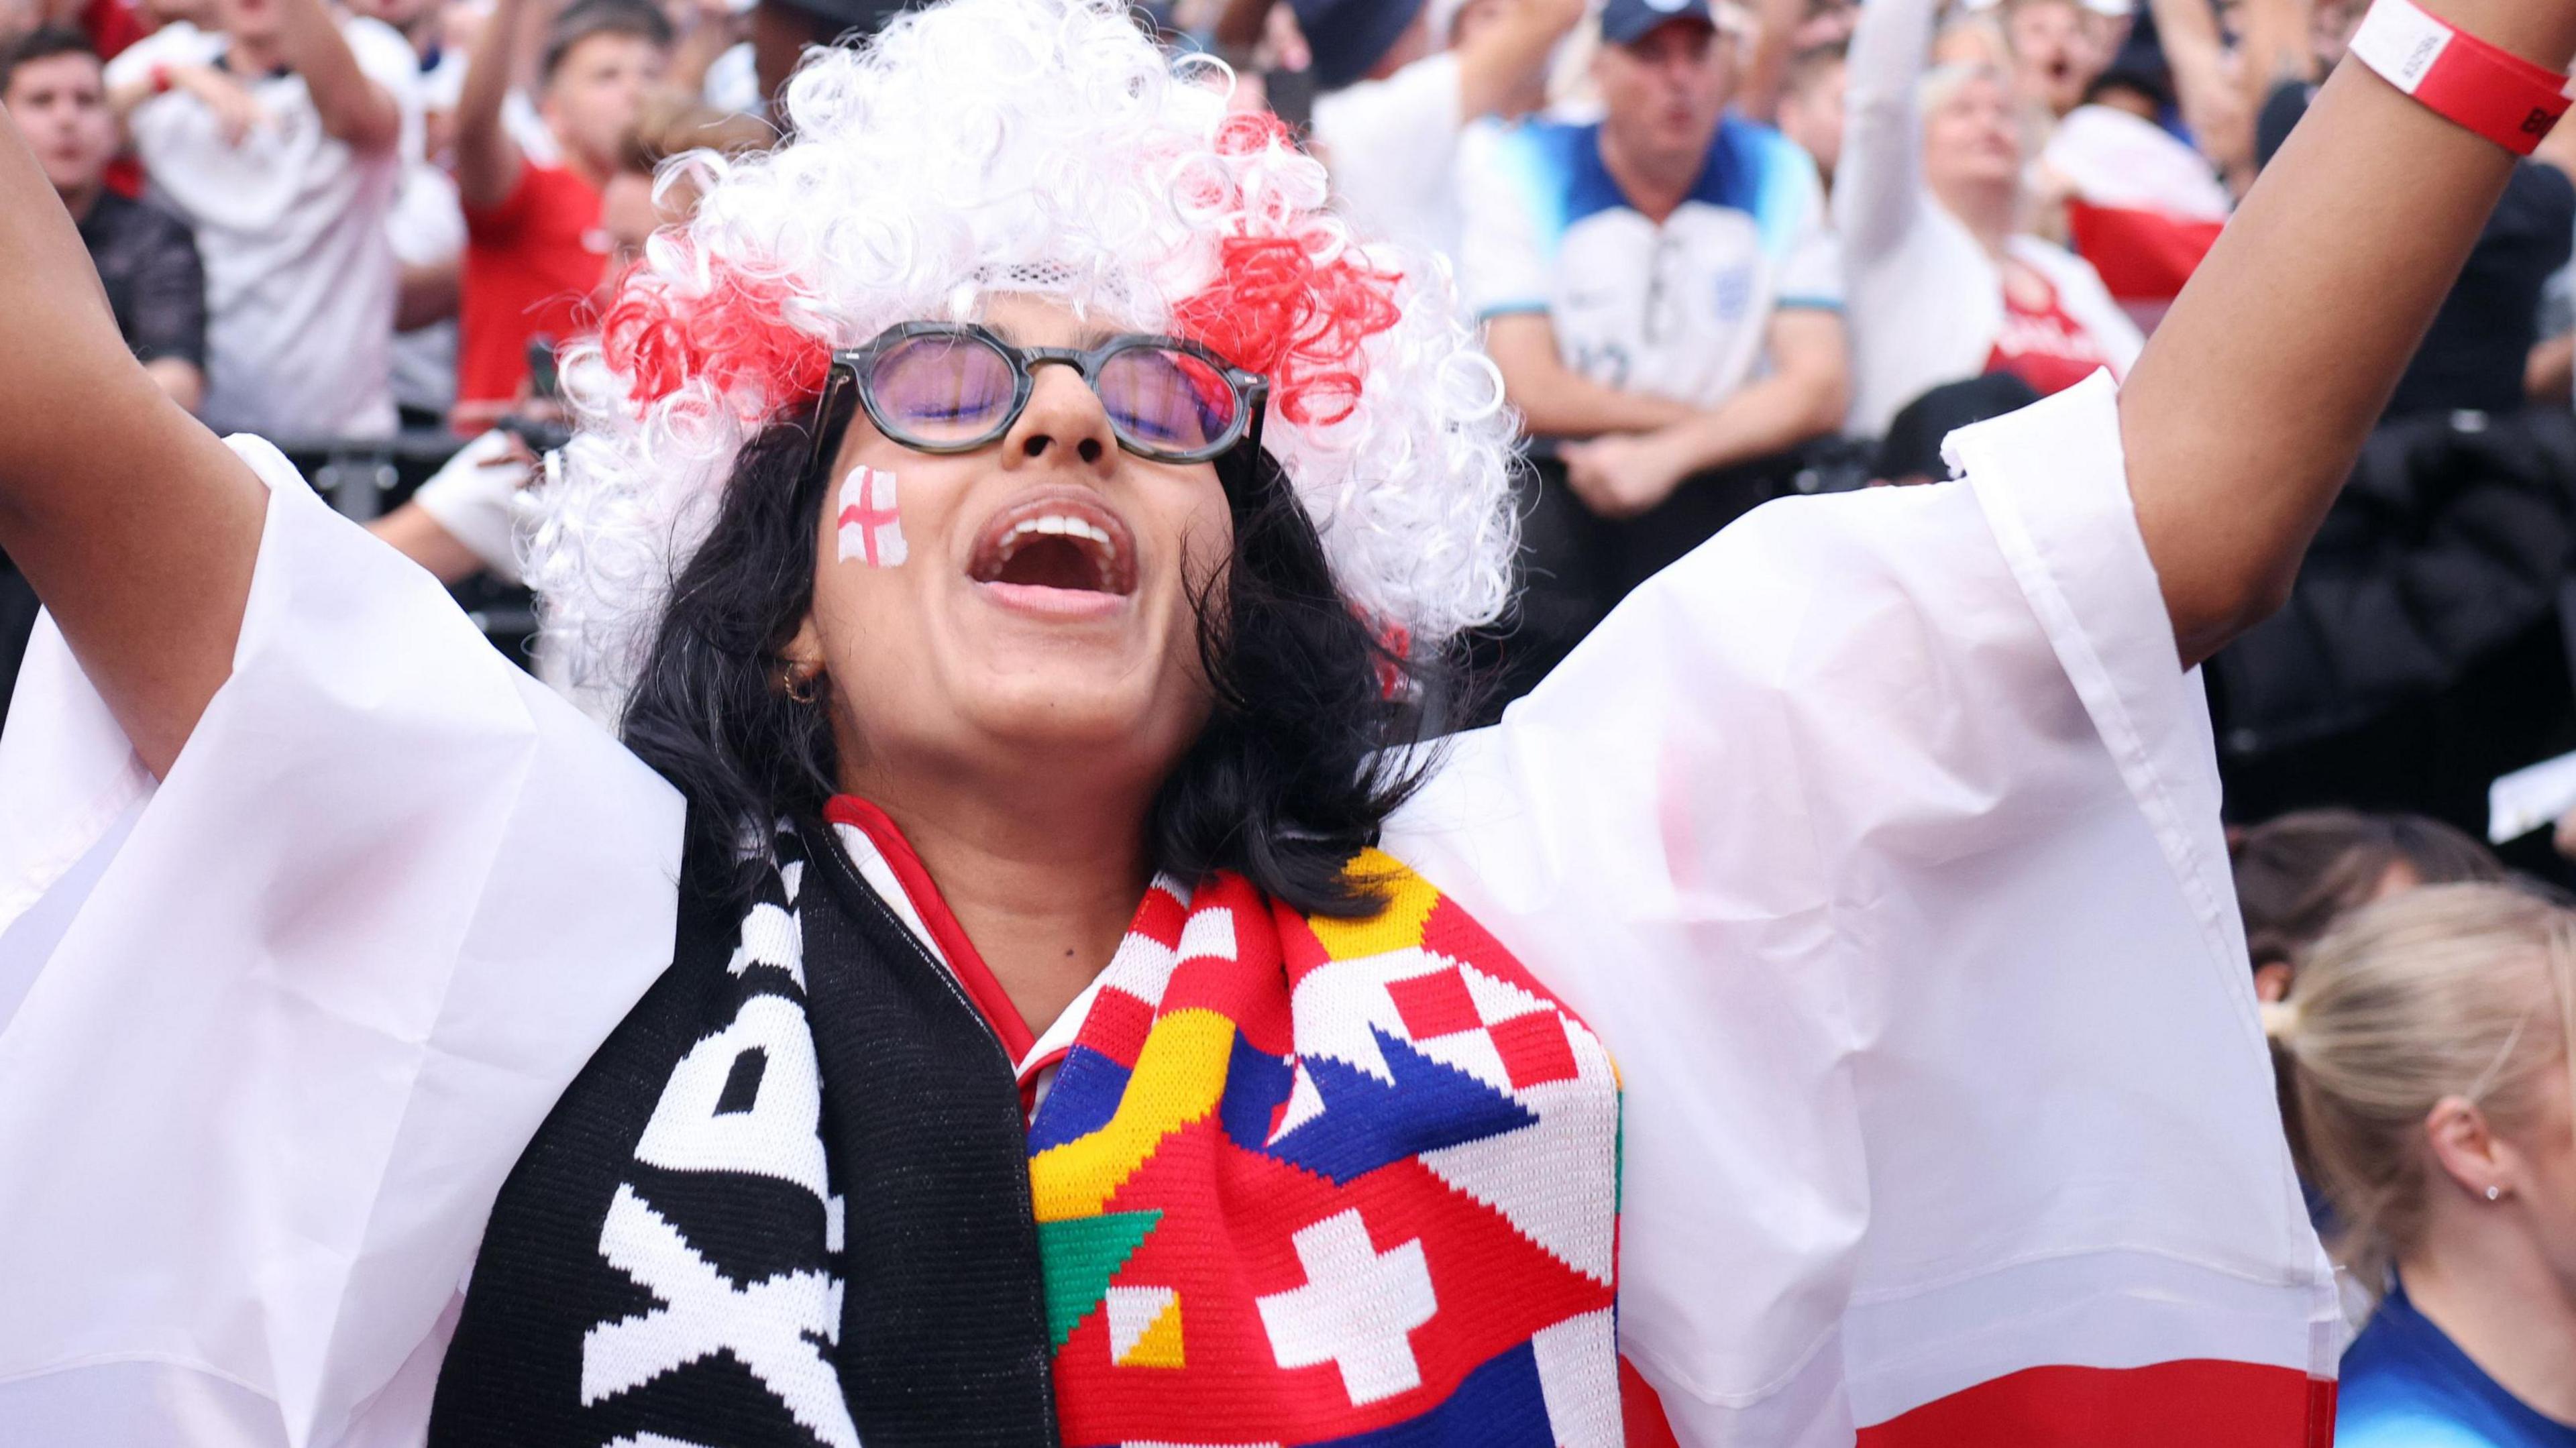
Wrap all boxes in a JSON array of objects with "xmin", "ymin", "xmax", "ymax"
[
  {"xmin": 2273, "ymin": 884, "xmax": 2576, "ymax": 1446},
  {"xmin": 1835, "ymin": 0, "xmax": 2143, "ymax": 435}
]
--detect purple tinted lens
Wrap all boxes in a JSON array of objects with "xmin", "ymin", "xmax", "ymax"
[
  {"xmin": 868, "ymin": 333, "xmax": 1018, "ymax": 443},
  {"xmin": 1097, "ymin": 346, "xmax": 1236, "ymax": 454}
]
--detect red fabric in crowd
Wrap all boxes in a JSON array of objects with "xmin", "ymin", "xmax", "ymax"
[
  {"xmin": 1856, "ymin": 1359, "xmax": 2334, "ymax": 1447},
  {"xmin": 459, "ymin": 160, "xmax": 610, "ymax": 408},
  {"xmin": 80, "ymin": 0, "xmax": 146, "ymax": 61},
  {"xmin": 2065, "ymin": 199, "xmax": 2226, "ymax": 305},
  {"xmin": 1986, "ymin": 262, "xmax": 2115, "ymax": 398},
  {"xmin": 85, "ymin": 0, "xmax": 147, "ymax": 195}
]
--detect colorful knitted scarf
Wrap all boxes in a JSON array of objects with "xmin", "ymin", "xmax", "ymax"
[{"xmin": 431, "ymin": 803, "xmax": 1623, "ymax": 1447}]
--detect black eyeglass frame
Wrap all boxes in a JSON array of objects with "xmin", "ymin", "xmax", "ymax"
[{"xmin": 809, "ymin": 323, "xmax": 1272, "ymax": 475}]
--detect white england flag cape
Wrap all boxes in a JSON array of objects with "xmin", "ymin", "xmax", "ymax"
[{"xmin": 0, "ymin": 375, "xmax": 2341, "ymax": 1446}]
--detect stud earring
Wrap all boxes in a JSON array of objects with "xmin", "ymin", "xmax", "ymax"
[{"xmin": 2486, "ymin": 1185, "xmax": 2504, "ymax": 1201}]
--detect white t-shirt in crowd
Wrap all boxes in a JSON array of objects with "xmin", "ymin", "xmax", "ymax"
[
  {"xmin": 125, "ymin": 16, "xmax": 423, "ymax": 441},
  {"xmin": 1310, "ymin": 51, "xmax": 1464, "ymax": 261},
  {"xmin": 387, "ymin": 161, "xmax": 466, "ymax": 418},
  {"xmin": 1835, "ymin": 0, "xmax": 2141, "ymax": 433},
  {"xmin": 1459, "ymin": 113, "xmax": 1842, "ymax": 410}
]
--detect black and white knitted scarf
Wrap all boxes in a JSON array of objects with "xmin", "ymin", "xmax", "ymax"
[{"xmin": 428, "ymin": 818, "xmax": 1061, "ymax": 1448}]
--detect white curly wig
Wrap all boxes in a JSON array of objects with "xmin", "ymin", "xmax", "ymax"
[{"xmin": 525, "ymin": 0, "xmax": 1521, "ymax": 700}]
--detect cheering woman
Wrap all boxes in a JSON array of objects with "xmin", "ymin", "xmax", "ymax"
[{"xmin": 0, "ymin": 0, "xmax": 2565, "ymax": 1441}]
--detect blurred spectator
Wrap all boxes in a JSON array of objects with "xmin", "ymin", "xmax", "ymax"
[
  {"xmin": 2255, "ymin": 13, "xmax": 2573, "ymax": 421},
  {"xmin": 371, "ymin": 89, "xmax": 767, "ymax": 723},
  {"xmin": 374, "ymin": 91, "xmax": 767, "ymax": 588},
  {"xmin": 1454, "ymin": 0, "xmax": 1842, "ymax": 720},
  {"xmin": 1462, "ymin": 0, "xmax": 1845, "ymax": 516},
  {"xmin": 1837, "ymin": 0, "xmax": 2137, "ymax": 434},
  {"xmin": 2271, "ymin": 884, "xmax": 2576, "ymax": 1444},
  {"xmin": 2, "ymin": 26, "xmax": 206, "ymax": 410},
  {"xmin": 1998, "ymin": 0, "xmax": 2098, "ymax": 118},
  {"xmin": 1770, "ymin": 38, "xmax": 1843, "ymax": 187},
  {"xmin": 451, "ymin": 0, "xmax": 668, "ymax": 429},
  {"xmin": 599, "ymin": 85, "xmax": 765, "ymax": 265},
  {"xmin": 108, "ymin": 0, "xmax": 417, "ymax": 439},
  {"xmin": 2232, "ymin": 808, "xmax": 2504, "ymax": 1003},
  {"xmin": 2037, "ymin": 81, "xmax": 2229, "ymax": 331},
  {"xmin": 1236, "ymin": 0, "xmax": 1580, "ymax": 257}
]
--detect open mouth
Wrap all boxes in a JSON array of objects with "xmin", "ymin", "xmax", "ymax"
[{"xmin": 967, "ymin": 492, "xmax": 1138, "ymax": 600}]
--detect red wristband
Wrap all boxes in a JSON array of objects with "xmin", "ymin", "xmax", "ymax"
[{"xmin": 2349, "ymin": 0, "xmax": 2572, "ymax": 154}]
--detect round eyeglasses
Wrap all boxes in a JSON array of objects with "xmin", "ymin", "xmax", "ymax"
[{"xmin": 814, "ymin": 323, "xmax": 1271, "ymax": 470}]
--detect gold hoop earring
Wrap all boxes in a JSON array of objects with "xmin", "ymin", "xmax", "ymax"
[{"xmin": 782, "ymin": 665, "xmax": 818, "ymax": 706}]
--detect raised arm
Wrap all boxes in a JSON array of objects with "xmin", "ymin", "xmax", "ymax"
[
  {"xmin": 2122, "ymin": 0, "xmax": 2576, "ymax": 667},
  {"xmin": 1451, "ymin": 0, "xmax": 1587, "ymax": 120},
  {"xmin": 0, "ymin": 110, "xmax": 266, "ymax": 774},
  {"xmin": 454, "ymin": 0, "xmax": 540, "ymax": 209},
  {"xmin": 1735, "ymin": 0, "xmax": 1801, "ymax": 121},
  {"xmin": 276, "ymin": 0, "xmax": 400, "ymax": 150},
  {"xmin": 1833, "ymin": 0, "xmax": 1939, "ymax": 264},
  {"xmin": 2144, "ymin": 0, "xmax": 2257, "ymax": 192}
]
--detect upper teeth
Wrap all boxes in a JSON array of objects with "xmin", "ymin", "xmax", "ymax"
[{"xmin": 999, "ymin": 514, "xmax": 1115, "ymax": 558}]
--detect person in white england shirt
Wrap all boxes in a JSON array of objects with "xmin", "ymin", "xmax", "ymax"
[{"xmin": 1458, "ymin": 0, "xmax": 1849, "ymax": 524}]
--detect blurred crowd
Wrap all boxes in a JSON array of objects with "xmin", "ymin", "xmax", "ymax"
[{"xmin": 7, "ymin": 0, "xmax": 2576, "ymax": 1432}]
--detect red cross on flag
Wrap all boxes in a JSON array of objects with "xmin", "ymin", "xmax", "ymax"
[{"xmin": 837, "ymin": 465, "xmax": 907, "ymax": 567}]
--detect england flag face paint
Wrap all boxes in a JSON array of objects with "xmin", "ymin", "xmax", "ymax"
[{"xmin": 837, "ymin": 465, "xmax": 907, "ymax": 567}]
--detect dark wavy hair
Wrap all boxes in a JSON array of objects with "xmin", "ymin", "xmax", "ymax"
[{"xmin": 618, "ymin": 406, "xmax": 1450, "ymax": 918}]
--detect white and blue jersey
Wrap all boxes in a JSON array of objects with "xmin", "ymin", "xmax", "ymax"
[{"xmin": 1459, "ymin": 115, "xmax": 1841, "ymax": 409}]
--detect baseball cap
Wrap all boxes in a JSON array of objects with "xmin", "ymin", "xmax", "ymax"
[
  {"xmin": 1600, "ymin": 0, "xmax": 1717, "ymax": 45},
  {"xmin": 1289, "ymin": 0, "xmax": 1430, "ymax": 90}
]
